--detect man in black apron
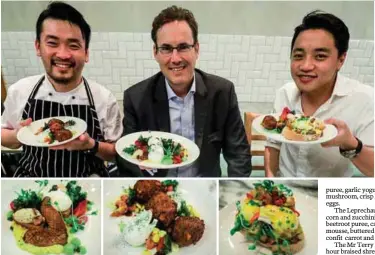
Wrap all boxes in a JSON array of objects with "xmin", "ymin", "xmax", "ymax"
[{"xmin": 1, "ymin": 2, "xmax": 122, "ymax": 177}]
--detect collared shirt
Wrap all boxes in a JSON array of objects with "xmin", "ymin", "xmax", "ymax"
[
  {"xmin": 2, "ymin": 74, "xmax": 123, "ymax": 141},
  {"xmin": 267, "ymin": 74, "xmax": 374, "ymax": 177},
  {"xmin": 165, "ymin": 76, "xmax": 199, "ymax": 177}
]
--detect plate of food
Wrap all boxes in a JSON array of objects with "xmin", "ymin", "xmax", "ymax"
[
  {"xmin": 17, "ymin": 117, "xmax": 87, "ymax": 147},
  {"xmin": 252, "ymin": 107, "xmax": 338, "ymax": 145},
  {"xmin": 1, "ymin": 180, "xmax": 101, "ymax": 255},
  {"xmin": 103, "ymin": 179, "xmax": 217, "ymax": 255},
  {"xmin": 115, "ymin": 131, "xmax": 200, "ymax": 169},
  {"xmin": 219, "ymin": 180, "xmax": 317, "ymax": 255}
]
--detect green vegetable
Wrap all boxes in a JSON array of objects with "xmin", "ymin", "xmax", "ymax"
[
  {"xmin": 64, "ymin": 216, "xmax": 85, "ymax": 233},
  {"xmin": 160, "ymin": 234, "xmax": 173, "ymax": 254},
  {"xmin": 6, "ymin": 211, "xmax": 13, "ymax": 221},
  {"xmin": 12, "ymin": 189, "xmax": 43, "ymax": 210},
  {"xmin": 35, "ymin": 180, "xmax": 48, "ymax": 188},
  {"xmin": 162, "ymin": 180, "xmax": 179, "ymax": 188},
  {"xmin": 63, "ymin": 243, "xmax": 75, "ymax": 255},
  {"xmin": 123, "ymin": 144, "xmax": 137, "ymax": 155},
  {"xmin": 71, "ymin": 237, "xmax": 81, "ymax": 247},
  {"xmin": 161, "ymin": 156, "xmax": 173, "ymax": 165},
  {"xmin": 178, "ymin": 201, "xmax": 190, "ymax": 217},
  {"xmin": 66, "ymin": 181, "xmax": 87, "ymax": 208},
  {"xmin": 79, "ymin": 246, "xmax": 87, "ymax": 254},
  {"xmin": 127, "ymin": 187, "xmax": 136, "ymax": 206}
]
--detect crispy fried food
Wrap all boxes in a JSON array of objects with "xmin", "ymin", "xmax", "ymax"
[
  {"xmin": 146, "ymin": 192, "xmax": 177, "ymax": 227},
  {"xmin": 170, "ymin": 216, "xmax": 205, "ymax": 247},
  {"xmin": 54, "ymin": 129, "xmax": 73, "ymax": 142},
  {"xmin": 134, "ymin": 180, "xmax": 162, "ymax": 203},
  {"xmin": 23, "ymin": 197, "xmax": 68, "ymax": 247}
]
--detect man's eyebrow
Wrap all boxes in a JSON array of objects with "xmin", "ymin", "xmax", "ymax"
[
  {"xmin": 45, "ymin": 35, "xmax": 59, "ymax": 40},
  {"xmin": 314, "ymin": 48, "xmax": 331, "ymax": 53},
  {"xmin": 292, "ymin": 48, "xmax": 304, "ymax": 53}
]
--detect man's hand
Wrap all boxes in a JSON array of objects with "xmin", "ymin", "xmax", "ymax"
[
  {"xmin": 321, "ymin": 118, "xmax": 358, "ymax": 150},
  {"xmin": 20, "ymin": 118, "xmax": 33, "ymax": 128},
  {"xmin": 49, "ymin": 132, "xmax": 95, "ymax": 151},
  {"xmin": 1, "ymin": 118, "xmax": 33, "ymax": 149}
]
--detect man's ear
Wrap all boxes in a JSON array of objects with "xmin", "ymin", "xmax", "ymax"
[
  {"xmin": 35, "ymin": 40, "xmax": 41, "ymax": 56},
  {"xmin": 337, "ymin": 52, "xmax": 347, "ymax": 71},
  {"xmin": 153, "ymin": 44, "xmax": 157, "ymax": 58}
]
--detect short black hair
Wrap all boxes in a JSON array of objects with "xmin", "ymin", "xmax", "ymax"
[
  {"xmin": 151, "ymin": 5, "xmax": 198, "ymax": 46},
  {"xmin": 36, "ymin": 1, "xmax": 91, "ymax": 49},
  {"xmin": 291, "ymin": 10, "xmax": 350, "ymax": 57}
]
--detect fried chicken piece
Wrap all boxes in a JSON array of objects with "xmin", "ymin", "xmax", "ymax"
[
  {"xmin": 23, "ymin": 197, "xmax": 68, "ymax": 247},
  {"xmin": 146, "ymin": 192, "xmax": 177, "ymax": 228},
  {"xmin": 54, "ymin": 129, "xmax": 73, "ymax": 142},
  {"xmin": 134, "ymin": 180, "xmax": 162, "ymax": 203},
  {"xmin": 170, "ymin": 216, "xmax": 205, "ymax": 247},
  {"xmin": 261, "ymin": 115, "xmax": 277, "ymax": 130}
]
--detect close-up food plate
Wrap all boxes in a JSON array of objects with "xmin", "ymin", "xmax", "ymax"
[
  {"xmin": 219, "ymin": 181, "xmax": 318, "ymax": 255},
  {"xmin": 1, "ymin": 180, "xmax": 101, "ymax": 255},
  {"xmin": 103, "ymin": 179, "xmax": 217, "ymax": 255},
  {"xmin": 17, "ymin": 117, "xmax": 87, "ymax": 147}
]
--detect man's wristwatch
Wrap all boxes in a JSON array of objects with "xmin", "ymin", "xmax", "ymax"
[
  {"xmin": 85, "ymin": 140, "xmax": 99, "ymax": 155},
  {"xmin": 339, "ymin": 137, "xmax": 363, "ymax": 159}
]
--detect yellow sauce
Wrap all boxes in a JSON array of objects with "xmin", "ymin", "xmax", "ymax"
[{"xmin": 12, "ymin": 222, "xmax": 67, "ymax": 255}]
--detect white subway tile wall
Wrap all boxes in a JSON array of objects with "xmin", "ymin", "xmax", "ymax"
[{"xmin": 2, "ymin": 32, "xmax": 373, "ymax": 105}]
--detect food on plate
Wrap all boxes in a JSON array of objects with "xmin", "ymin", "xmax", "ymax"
[
  {"xmin": 261, "ymin": 107, "xmax": 325, "ymax": 141},
  {"xmin": 146, "ymin": 192, "xmax": 177, "ymax": 228},
  {"xmin": 261, "ymin": 115, "xmax": 278, "ymax": 130},
  {"xmin": 34, "ymin": 118, "xmax": 76, "ymax": 144},
  {"xmin": 110, "ymin": 180, "xmax": 205, "ymax": 255},
  {"xmin": 134, "ymin": 180, "xmax": 162, "ymax": 203},
  {"xmin": 169, "ymin": 216, "xmax": 205, "ymax": 247},
  {"xmin": 6, "ymin": 180, "xmax": 98, "ymax": 255},
  {"xmin": 123, "ymin": 135, "xmax": 188, "ymax": 165},
  {"xmin": 230, "ymin": 180, "xmax": 304, "ymax": 255}
]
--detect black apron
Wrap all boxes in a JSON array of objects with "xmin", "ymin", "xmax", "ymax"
[{"xmin": 13, "ymin": 76, "xmax": 108, "ymax": 177}]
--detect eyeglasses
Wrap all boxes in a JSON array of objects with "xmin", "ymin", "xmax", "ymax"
[{"xmin": 156, "ymin": 43, "xmax": 195, "ymax": 55}]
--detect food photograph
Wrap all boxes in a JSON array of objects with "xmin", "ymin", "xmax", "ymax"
[
  {"xmin": 219, "ymin": 180, "xmax": 318, "ymax": 255},
  {"xmin": 103, "ymin": 179, "xmax": 217, "ymax": 255},
  {"xmin": 1, "ymin": 180, "xmax": 101, "ymax": 255}
]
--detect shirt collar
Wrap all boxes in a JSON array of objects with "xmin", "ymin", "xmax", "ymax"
[
  {"xmin": 331, "ymin": 73, "xmax": 352, "ymax": 97},
  {"xmin": 44, "ymin": 73, "xmax": 85, "ymax": 95},
  {"xmin": 165, "ymin": 74, "xmax": 196, "ymax": 100}
]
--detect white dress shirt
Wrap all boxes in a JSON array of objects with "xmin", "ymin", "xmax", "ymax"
[
  {"xmin": 267, "ymin": 74, "xmax": 374, "ymax": 177},
  {"xmin": 2, "ymin": 74, "xmax": 123, "ymax": 142},
  {"xmin": 165, "ymin": 77, "xmax": 199, "ymax": 177}
]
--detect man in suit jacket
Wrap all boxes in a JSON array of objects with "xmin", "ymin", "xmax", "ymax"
[{"xmin": 117, "ymin": 6, "xmax": 251, "ymax": 177}]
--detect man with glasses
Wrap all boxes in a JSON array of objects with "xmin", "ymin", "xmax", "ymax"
[{"xmin": 117, "ymin": 5, "xmax": 252, "ymax": 177}]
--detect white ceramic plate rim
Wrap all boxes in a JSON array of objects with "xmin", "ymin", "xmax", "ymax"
[
  {"xmin": 115, "ymin": 131, "xmax": 200, "ymax": 169},
  {"xmin": 16, "ymin": 116, "xmax": 87, "ymax": 147},
  {"xmin": 252, "ymin": 114, "xmax": 338, "ymax": 145}
]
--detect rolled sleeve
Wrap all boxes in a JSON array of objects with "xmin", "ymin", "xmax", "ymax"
[
  {"xmin": 266, "ymin": 138, "xmax": 281, "ymax": 150},
  {"xmin": 2, "ymin": 86, "xmax": 22, "ymax": 129}
]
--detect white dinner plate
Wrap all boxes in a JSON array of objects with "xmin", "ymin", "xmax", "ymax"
[
  {"xmin": 219, "ymin": 187, "xmax": 318, "ymax": 255},
  {"xmin": 252, "ymin": 114, "xmax": 338, "ymax": 145},
  {"xmin": 103, "ymin": 180, "xmax": 217, "ymax": 255},
  {"xmin": 115, "ymin": 131, "xmax": 200, "ymax": 169},
  {"xmin": 17, "ymin": 117, "xmax": 87, "ymax": 147},
  {"xmin": 1, "ymin": 180, "xmax": 101, "ymax": 255}
]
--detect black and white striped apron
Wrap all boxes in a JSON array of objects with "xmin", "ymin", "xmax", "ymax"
[{"xmin": 13, "ymin": 76, "xmax": 108, "ymax": 177}]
